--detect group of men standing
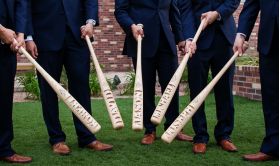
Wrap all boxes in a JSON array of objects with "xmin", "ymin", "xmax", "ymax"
[{"xmin": 0, "ymin": 0, "xmax": 278, "ymax": 164}]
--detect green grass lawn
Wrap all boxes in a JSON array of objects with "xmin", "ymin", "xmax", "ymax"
[{"xmin": 3, "ymin": 95, "xmax": 278, "ymax": 166}]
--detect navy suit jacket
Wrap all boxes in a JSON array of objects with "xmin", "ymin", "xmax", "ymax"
[
  {"xmin": 114, "ymin": 0, "xmax": 183, "ymax": 58},
  {"xmin": 179, "ymin": 0, "xmax": 240, "ymax": 50},
  {"xmin": 238, "ymin": 0, "xmax": 279, "ymax": 55},
  {"xmin": 0, "ymin": 0, "xmax": 27, "ymax": 34},
  {"xmin": 27, "ymin": 0, "xmax": 99, "ymax": 51}
]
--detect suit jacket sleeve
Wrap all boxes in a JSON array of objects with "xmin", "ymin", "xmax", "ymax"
[
  {"xmin": 85, "ymin": 0, "xmax": 99, "ymax": 26},
  {"xmin": 0, "ymin": 0, "xmax": 5, "ymax": 25},
  {"xmin": 178, "ymin": 0, "xmax": 196, "ymax": 40},
  {"xmin": 170, "ymin": 0, "xmax": 184, "ymax": 43},
  {"xmin": 216, "ymin": 0, "xmax": 240, "ymax": 21},
  {"xmin": 26, "ymin": 0, "xmax": 34, "ymax": 36},
  {"xmin": 237, "ymin": 0, "xmax": 260, "ymax": 41},
  {"xmin": 15, "ymin": 0, "xmax": 28, "ymax": 33},
  {"xmin": 114, "ymin": 0, "xmax": 135, "ymax": 34}
]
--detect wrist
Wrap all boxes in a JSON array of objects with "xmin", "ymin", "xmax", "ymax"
[
  {"xmin": 17, "ymin": 33, "xmax": 24, "ymax": 38},
  {"xmin": 86, "ymin": 23, "xmax": 94, "ymax": 29},
  {"xmin": 25, "ymin": 35, "xmax": 33, "ymax": 42},
  {"xmin": 238, "ymin": 33, "xmax": 246, "ymax": 41},
  {"xmin": 86, "ymin": 19, "xmax": 96, "ymax": 27},
  {"xmin": 213, "ymin": 11, "xmax": 219, "ymax": 20},
  {"xmin": 214, "ymin": 11, "xmax": 221, "ymax": 21}
]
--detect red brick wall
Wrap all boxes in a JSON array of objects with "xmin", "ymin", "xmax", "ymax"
[
  {"xmin": 233, "ymin": 66, "xmax": 262, "ymax": 101},
  {"xmin": 17, "ymin": 2, "xmax": 260, "ymax": 71}
]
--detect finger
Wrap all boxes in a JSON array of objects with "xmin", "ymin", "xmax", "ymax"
[
  {"xmin": 35, "ymin": 46, "xmax": 38, "ymax": 56},
  {"xmin": 181, "ymin": 47, "xmax": 185, "ymax": 53},
  {"xmin": 12, "ymin": 32, "xmax": 17, "ymax": 38},
  {"xmin": 233, "ymin": 45, "xmax": 238, "ymax": 53},
  {"xmin": 189, "ymin": 53, "xmax": 193, "ymax": 58},
  {"xmin": 30, "ymin": 48, "xmax": 35, "ymax": 58},
  {"xmin": 138, "ymin": 29, "xmax": 144, "ymax": 37},
  {"xmin": 238, "ymin": 47, "xmax": 243, "ymax": 56},
  {"xmin": 80, "ymin": 25, "xmax": 86, "ymax": 31},
  {"xmin": 10, "ymin": 44, "xmax": 14, "ymax": 51},
  {"xmin": 243, "ymin": 41, "xmax": 249, "ymax": 51},
  {"xmin": 191, "ymin": 47, "xmax": 195, "ymax": 54},
  {"xmin": 201, "ymin": 13, "xmax": 207, "ymax": 19},
  {"xmin": 11, "ymin": 41, "xmax": 17, "ymax": 51},
  {"xmin": 81, "ymin": 32, "xmax": 86, "ymax": 39}
]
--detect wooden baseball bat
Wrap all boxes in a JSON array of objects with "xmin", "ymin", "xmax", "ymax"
[
  {"xmin": 18, "ymin": 45, "xmax": 101, "ymax": 134},
  {"xmin": 132, "ymin": 24, "xmax": 144, "ymax": 131},
  {"xmin": 151, "ymin": 19, "xmax": 206, "ymax": 125},
  {"xmin": 85, "ymin": 35, "xmax": 124, "ymax": 130},
  {"xmin": 161, "ymin": 51, "xmax": 239, "ymax": 143}
]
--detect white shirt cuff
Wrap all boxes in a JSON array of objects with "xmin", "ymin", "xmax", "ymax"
[
  {"xmin": 25, "ymin": 35, "xmax": 33, "ymax": 42},
  {"xmin": 237, "ymin": 33, "xmax": 247, "ymax": 39},
  {"xmin": 86, "ymin": 19, "xmax": 96, "ymax": 26}
]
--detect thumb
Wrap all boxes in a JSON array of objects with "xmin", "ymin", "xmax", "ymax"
[
  {"xmin": 238, "ymin": 47, "xmax": 243, "ymax": 56},
  {"xmin": 34, "ymin": 44, "xmax": 38, "ymax": 56},
  {"xmin": 201, "ymin": 13, "xmax": 207, "ymax": 19}
]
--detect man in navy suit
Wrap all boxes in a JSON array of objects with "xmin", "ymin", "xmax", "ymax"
[
  {"xmin": 115, "ymin": 0, "xmax": 194, "ymax": 145},
  {"xmin": 0, "ymin": 0, "xmax": 32, "ymax": 163},
  {"xmin": 25, "ymin": 0, "xmax": 112, "ymax": 155},
  {"xmin": 233, "ymin": 0, "xmax": 279, "ymax": 161},
  {"xmin": 179, "ymin": 0, "xmax": 240, "ymax": 154}
]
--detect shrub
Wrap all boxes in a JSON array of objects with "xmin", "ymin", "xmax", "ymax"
[
  {"xmin": 181, "ymin": 67, "xmax": 188, "ymax": 83},
  {"xmin": 121, "ymin": 71, "xmax": 135, "ymax": 96},
  {"xmin": 89, "ymin": 66, "xmax": 116, "ymax": 97},
  {"xmin": 16, "ymin": 65, "xmax": 115, "ymax": 99},
  {"xmin": 60, "ymin": 67, "xmax": 68, "ymax": 89},
  {"xmin": 236, "ymin": 56, "xmax": 259, "ymax": 66},
  {"xmin": 17, "ymin": 72, "xmax": 40, "ymax": 100},
  {"xmin": 89, "ymin": 70, "xmax": 101, "ymax": 96}
]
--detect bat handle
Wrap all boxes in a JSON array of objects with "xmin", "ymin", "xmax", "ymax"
[{"xmin": 136, "ymin": 24, "xmax": 144, "ymax": 40}]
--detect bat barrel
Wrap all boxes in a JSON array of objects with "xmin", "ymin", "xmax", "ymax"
[
  {"xmin": 20, "ymin": 47, "xmax": 101, "ymax": 133},
  {"xmin": 151, "ymin": 53, "xmax": 190, "ymax": 125},
  {"xmin": 150, "ymin": 19, "xmax": 206, "ymax": 125},
  {"xmin": 85, "ymin": 36, "xmax": 124, "ymax": 130},
  {"xmin": 132, "ymin": 25, "xmax": 144, "ymax": 131},
  {"xmin": 161, "ymin": 52, "xmax": 238, "ymax": 143}
]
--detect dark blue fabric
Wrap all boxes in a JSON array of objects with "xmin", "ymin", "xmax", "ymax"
[
  {"xmin": 115, "ymin": 0, "xmax": 183, "ymax": 58},
  {"xmin": 0, "ymin": 0, "xmax": 27, "ymax": 157},
  {"xmin": 178, "ymin": 0, "xmax": 238, "ymax": 144},
  {"xmin": 27, "ymin": 0, "xmax": 99, "ymax": 52},
  {"xmin": 0, "ymin": 0, "xmax": 27, "ymax": 33},
  {"xmin": 0, "ymin": 45, "xmax": 16, "ymax": 158},
  {"xmin": 177, "ymin": 0, "xmax": 196, "ymax": 40},
  {"xmin": 238, "ymin": 0, "xmax": 279, "ymax": 157},
  {"xmin": 258, "ymin": 25, "xmax": 278, "ymax": 157},
  {"xmin": 180, "ymin": 0, "xmax": 240, "ymax": 50},
  {"xmin": 132, "ymin": 27, "xmax": 179, "ymax": 134},
  {"xmin": 36, "ymin": 27, "xmax": 96, "ymax": 147},
  {"xmin": 188, "ymin": 28, "xmax": 235, "ymax": 144},
  {"xmin": 0, "ymin": 0, "xmax": 7, "ymax": 26},
  {"xmin": 28, "ymin": 0, "xmax": 98, "ymax": 147},
  {"xmin": 238, "ymin": 0, "xmax": 279, "ymax": 55}
]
